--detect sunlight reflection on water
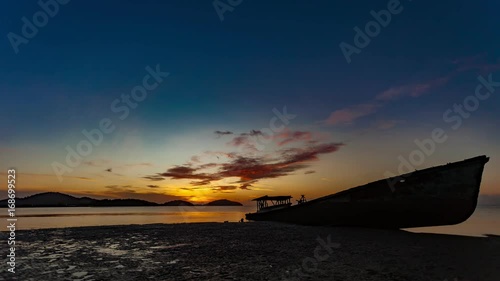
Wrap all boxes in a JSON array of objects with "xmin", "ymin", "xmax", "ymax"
[{"xmin": 2, "ymin": 206, "xmax": 255, "ymax": 230}]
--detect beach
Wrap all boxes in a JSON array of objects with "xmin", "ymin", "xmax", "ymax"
[{"xmin": 2, "ymin": 222, "xmax": 499, "ymax": 281}]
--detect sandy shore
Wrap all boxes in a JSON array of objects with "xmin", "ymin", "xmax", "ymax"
[{"xmin": 2, "ymin": 222, "xmax": 500, "ymax": 281}]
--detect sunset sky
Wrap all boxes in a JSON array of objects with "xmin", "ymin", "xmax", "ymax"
[{"xmin": 1, "ymin": 0, "xmax": 499, "ymax": 204}]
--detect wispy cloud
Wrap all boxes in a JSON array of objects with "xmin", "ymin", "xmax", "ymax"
[
  {"xmin": 225, "ymin": 129, "xmax": 314, "ymax": 150},
  {"xmin": 190, "ymin": 155, "xmax": 201, "ymax": 163},
  {"xmin": 143, "ymin": 175, "xmax": 164, "ymax": 181},
  {"xmin": 324, "ymin": 54, "xmax": 499, "ymax": 126},
  {"xmin": 241, "ymin": 130, "xmax": 263, "ymax": 136},
  {"xmin": 275, "ymin": 130, "xmax": 313, "ymax": 146},
  {"xmin": 375, "ymin": 75, "xmax": 451, "ymax": 101},
  {"xmin": 83, "ymin": 159, "xmax": 111, "ymax": 167},
  {"xmin": 325, "ymin": 103, "xmax": 380, "ymax": 125},
  {"xmin": 211, "ymin": 185, "xmax": 238, "ymax": 193},
  {"xmin": 452, "ymin": 53, "xmax": 500, "ymax": 74},
  {"xmin": 225, "ymin": 130, "xmax": 267, "ymax": 152},
  {"xmin": 104, "ymin": 185, "xmax": 137, "ymax": 193},
  {"xmin": 324, "ymin": 76, "xmax": 447, "ymax": 126},
  {"xmin": 214, "ymin": 130, "xmax": 233, "ymax": 137}
]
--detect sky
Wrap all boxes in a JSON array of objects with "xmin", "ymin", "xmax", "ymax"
[{"xmin": 0, "ymin": 0, "xmax": 499, "ymax": 204}]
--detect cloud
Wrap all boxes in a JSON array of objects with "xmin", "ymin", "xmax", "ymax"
[
  {"xmin": 179, "ymin": 187, "xmax": 202, "ymax": 191},
  {"xmin": 190, "ymin": 155, "xmax": 201, "ymax": 163},
  {"xmin": 226, "ymin": 129, "xmax": 313, "ymax": 150},
  {"xmin": 190, "ymin": 179, "xmax": 214, "ymax": 186},
  {"xmin": 104, "ymin": 185, "xmax": 137, "ymax": 193},
  {"xmin": 324, "ymin": 55, "xmax": 496, "ymax": 127},
  {"xmin": 227, "ymin": 135, "xmax": 249, "ymax": 147},
  {"xmin": 452, "ymin": 54, "xmax": 485, "ymax": 65},
  {"xmin": 83, "ymin": 159, "xmax": 111, "ymax": 167},
  {"xmin": 226, "ymin": 134, "xmax": 258, "ymax": 152},
  {"xmin": 239, "ymin": 181, "xmax": 255, "ymax": 190},
  {"xmin": 275, "ymin": 130, "xmax": 313, "ymax": 146},
  {"xmin": 227, "ymin": 130, "xmax": 264, "ymax": 146},
  {"xmin": 280, "ymin": 143, "xmax": 343, "ymax": 164},
  {"xmin": 375, "ymin": 76, "xmax": 450, "ymax": 101},
  {"xmin": 325, "ymin": 103, "xmax": 380, "ymax": 125},
  {"xmin": 143, "ymin": 175, "xmax": 164, "ymax": 181},
  {"xmin": 214, "ymin": 130, "xmax": 233, "ymax": 137},
  {"xmin": 75, "ymin": 177, "xmax": 93, "ymax": 181},
  {"xmin": 241, "ymin": 130, "xmax": 263, "ymax": 136},
  {"xmin": 452, "ymin": 53, "xmax": 500, "ymax": 74},
  {"xmin": 212, "ymin": 185, "xmax": 238, "ymax": 193},
  {"xmin": 205, "ymin": 151, "xmax": 237, "ymax": 159},
  {"xmin": 145, "ymin": 142, "xmax": 344, "ymax": 188},
  {"xmin": 159, "ymin": 166, "xmax": 220, "ymax": 182}
]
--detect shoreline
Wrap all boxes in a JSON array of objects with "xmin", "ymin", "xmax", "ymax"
[
  {"xmin": 0, "ymin": 220, "xmax": 498, "ymax": 238},
  {"xmin": 2, "ymin": 222, "xmax": 499, "ymax": 280}
]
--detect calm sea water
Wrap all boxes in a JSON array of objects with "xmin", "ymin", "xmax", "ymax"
[
  {"xmin": 1, "ymin": 206, "xmax": 499, "ymax": 237},
  {"xmin": 406, "ymin": 205, "xmax": 500, "ymax": 237},
  {"xmin": 1, "ymin": 206, "xmax": 255, "ymax": 230}
]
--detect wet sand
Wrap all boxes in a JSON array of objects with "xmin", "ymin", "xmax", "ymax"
[{"xmin": 2, "ymin": 222, "xmax": 500, "ymax": 281}]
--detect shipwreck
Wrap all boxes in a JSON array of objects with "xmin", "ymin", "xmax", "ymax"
[{"xmin": 245, "ymin": 155, "xmax": 490, "ymax": 228}]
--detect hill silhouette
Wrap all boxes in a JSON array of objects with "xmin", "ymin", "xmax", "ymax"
[
  {"xmin": 163, "ymin": 200, "xmax": 194, "ymax": 206},
  {"xmin": 0, "ymin": 192, "xmax": 242, "ymax": 207},
  {"xmin": 205, "ymin": 199, "xmax": 242, "ymax": 206}
]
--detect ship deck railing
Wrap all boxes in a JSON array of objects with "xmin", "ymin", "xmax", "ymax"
[{"xmin": 252, "ymin": 195, "xmax": 292, "ymax": 212}]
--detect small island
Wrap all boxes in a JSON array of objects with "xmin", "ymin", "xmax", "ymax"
[
  {"xmin": 163, "ymin": 200, "xmax": 194, "ymax": 206},
  {"xmin": 205, "ymin": 199, "xmax": 243, "ymax": 206}
]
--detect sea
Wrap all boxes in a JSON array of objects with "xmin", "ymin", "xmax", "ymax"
[{"xmin": 2, "ymin": 205, "xmax": 500, "ymax": 237}]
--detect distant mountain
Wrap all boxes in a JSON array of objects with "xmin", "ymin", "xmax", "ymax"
[
  {"xmin": 92, "ymin": 199, "xmax": 158, "ymax": 207},
  {"xmin": 0, "ymin": 192, "xmax": 159, "ymax": 207},
  {"xmin": 205, "ymin": 199, "xmax": 242, "ymax": 206},
  {"xmin": 0, "ymin": 192, "xmax": 243, "ymax": 208},
  {"xmin": 163, "ymin": 200, "xmax": 194, "ymax": 206}
]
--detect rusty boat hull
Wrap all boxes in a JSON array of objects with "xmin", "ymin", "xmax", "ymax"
[{"xmin": 245, "ymin": 156, "xmax": 490, "ymax": 228}]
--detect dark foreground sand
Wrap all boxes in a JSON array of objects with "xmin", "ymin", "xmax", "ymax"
[{"xmin": 2, "ymin": 222, "xmax": 500, "ymax": 281}]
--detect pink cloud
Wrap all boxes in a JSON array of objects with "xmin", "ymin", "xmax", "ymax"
[
  {"xmin": 453, "ymin": 53, "xmax": 500, "ymax": 74},
  {"xmin": 325, "ymin": 103, "xmax": 380, "ymax": 125},
  {"xmin": 274, "ymin": 130, "xmax": 313, "ymax": 146},
  {"xmin": 325, "ymin": 53, "xmax": 496, "ymax": 127},
  {"xmin": 376, "ymin": 75, "xmax": 451, "ymax": 101}
]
